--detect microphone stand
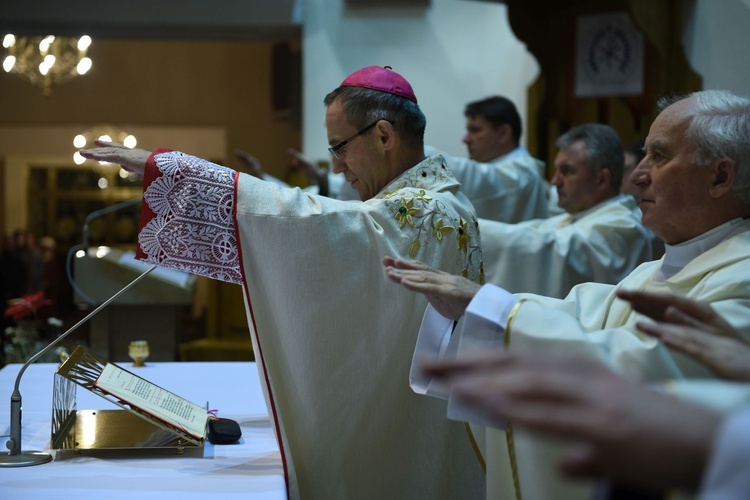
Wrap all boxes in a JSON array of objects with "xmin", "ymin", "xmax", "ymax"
[
  {"xmin": 67, "ymin": 196, "xmax": 142, "ymax": 306},
  {"xmin": 0, "ymin": 265, "xmax": 156, "ymax": 467}
]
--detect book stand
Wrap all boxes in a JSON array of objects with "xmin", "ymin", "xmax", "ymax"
[{"xmin": 51, "ymin": 345, "xmax": 206, "ymax": 454}]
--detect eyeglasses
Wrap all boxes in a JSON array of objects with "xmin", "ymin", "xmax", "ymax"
[{"xmin": 328, "ymin": 121, "xmax": 380, "ymax": 160}]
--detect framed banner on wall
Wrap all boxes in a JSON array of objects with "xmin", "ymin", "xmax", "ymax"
[{"xmin": 575, "ymin": 11, "xmax": 644, "ymax": 98}]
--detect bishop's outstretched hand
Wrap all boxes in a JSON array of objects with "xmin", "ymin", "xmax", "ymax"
[{"xmin": 79, "ymin": 140, "xmax": 150, "ymax": 175}]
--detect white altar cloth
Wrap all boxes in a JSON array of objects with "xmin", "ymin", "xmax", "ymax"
[{"xmin": 0, "ymin": 361, "xmax": 285, "ymax": 500}]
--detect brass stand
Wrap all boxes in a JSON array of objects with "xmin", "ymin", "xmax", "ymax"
[{"xmin": 52, "ymin": 346, "xmax": 206, "ymax": 452}]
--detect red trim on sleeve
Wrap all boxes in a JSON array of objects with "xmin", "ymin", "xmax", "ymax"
[{"xmin": 135, "ymin": 148, "xmax": 172, "ymax": 261}]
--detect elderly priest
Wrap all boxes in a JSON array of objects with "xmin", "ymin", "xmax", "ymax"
[
  {"xmin": 425, "ymin": 96, "xmax": 549, "ymax": 223},
  {"xmin": 384, "ymin": 89, "xmax": 750, "ymax": 500}
]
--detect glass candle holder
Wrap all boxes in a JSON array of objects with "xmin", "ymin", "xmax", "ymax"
[{"xmin": 128, "ymin": 340, "xmax": 150, "ymax": 367}]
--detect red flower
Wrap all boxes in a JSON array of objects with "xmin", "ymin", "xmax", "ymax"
[{"xmin": 4, "ymin": 292, "xmax": 51, "ymax": 321}]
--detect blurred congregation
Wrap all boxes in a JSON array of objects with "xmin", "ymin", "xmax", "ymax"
[
  {"xmin": 0, "ymin": 230, "xmax": 66, "ymax": 361},
  {"xmin": 1, "ymin": 231, "xmax": 60, "ymax": 314}
]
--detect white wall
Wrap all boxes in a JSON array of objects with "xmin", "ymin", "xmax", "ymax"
[
  {"xmin": 301, "ymin": 0, "xmax": 539, "ymax": 163},
  {"xmin": 683, "ymin": 0, "xmax": 750, "ymax": 95}
]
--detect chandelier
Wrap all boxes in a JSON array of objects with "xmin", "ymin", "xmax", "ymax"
[
  {"xmin": 2, "ymin": 34, "xmax": 92, "ymax": 96},
  {"xmin": 72, "ymin": 125, "xmax": 139, "ymax": 189}
]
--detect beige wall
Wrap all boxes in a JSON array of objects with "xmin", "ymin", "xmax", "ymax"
[{"xmin": 0, "ymin": 38, "xmax": 301, "ymax": 234}]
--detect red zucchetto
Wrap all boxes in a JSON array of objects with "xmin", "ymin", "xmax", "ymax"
[{"xmin": 340, "ymin": 65, "xmax": 418, "ymax": 104}]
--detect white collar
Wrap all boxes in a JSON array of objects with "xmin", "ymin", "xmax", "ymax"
[
  {"xmin": 654, "ymin": 218, "xmax": 747, "ymax": 282},
  {"xmin": 569, "ymin": 194, "xmax": 625, "ymax": 222},
  {"xmin": 490, "ymin": 146, "xmax": 529, "ymax": 164}
]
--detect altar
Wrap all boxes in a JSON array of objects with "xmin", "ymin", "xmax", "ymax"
[{"xmin": 0, "ymin": 361, "xmax": 286, "ymax": 499}]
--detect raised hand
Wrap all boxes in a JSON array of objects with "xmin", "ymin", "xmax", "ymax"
[
  {"xmin": 619, "ymin": 290, "xmax": 750, "ymax": 381},
  {"xmin": 79, "ymin": 140, "xmax": 150, "ymax": 175},
  {"xmin": 423, "ymin": 351, "xmax": 719, "ymax": 491},
  {"xmin": 288, "ymin": 148, "xmax": 329, "ymax": 196},
  {"xmin": 234, "ymin": 148, "xmax": 264, "ymax": 178},
  {"xmin": 287, "ymin": 148, "xmax": 319, "ymax": 180},
  {"xmin": 383, "ymin": 256, "xmax": 480, "ymax": 320}
]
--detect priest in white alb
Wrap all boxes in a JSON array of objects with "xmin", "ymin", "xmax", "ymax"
[
  {"xmin": 384, "ymin": 89, "xmax": 750, "ymax": 499},
  {"xmin": 426, "ymin": 96, "xmax": 549, "ymax": 223},
  {"xmin": 480, "ymin": 123, "xmax": 662, "ymax": 298},
  {"xmin": 81, "ymin": 66, "xmax": 485, "ymax": 500},
  {"xmin": 420, "ymin": 292, "xmax": 750, "ymax": 498}
]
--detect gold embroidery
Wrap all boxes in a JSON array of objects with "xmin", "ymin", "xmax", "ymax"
[
  {"xmin": 380, "ymin": 154, "xmax": 482, "ymax": 284},
  {"xmin": 506, "ymin": 424, "xmax": 522, "ymax": 500},
  {"xmin": 414, "ymin": 189, "xmax": 433, "ymax": 203},
  {"xmin": 505, "ymin": 298, "xmax": 527, "ymax": 500},
  {"xmin": 457, "ymin": 217, "xmax": 471, "ymax": 254},
  {"xmin": 471, "ymin": 212, "xmax": 481, "ymax": 235},
  {"xmin": 380, "ymin": 156, "xmax": 449, "ymax": 198},
  {"xmin": 432, "ymin": 218, "xmax": 454, "ymax": 241},
  {"xmin": 505, "ymin": 299, "xmax": 526, "ymax": 348},
  {"xmin": 395, "ymin": 197, "xmax": 419, "ymax": 228},
  {"xmin": 465, "ymin": 423, "xmax": 487, "ymax": 473},
  {"xmin": 409, "ymin": 238, "xmax": 421, "ymax": 258}
]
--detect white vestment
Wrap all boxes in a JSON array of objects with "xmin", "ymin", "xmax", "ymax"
[
  {"xmin": 411, "ymin": 218, "xmax": 750, "ymax": 500},
  {"xmin": 135, "ymin": 150, "xmax": 485, "ymax": 499},
  {"xmin": 426, "ymin": 145, "xmax": 549, "ymax": 223},
  {"xmin": 699, "ymin": 406, "xmax": 750, "ymax": 499},
  {"xmin": 670, "ymin": 380, "xmax": 750, "ymax": 414},
  {"xmin": 481, "ymin": 194, "xmax": 664, "ymax": 298},
  {"xmin": 660, "ymin": 381, "xmax": 750, "ymax": 499},
  {"xmin": 261, "ymin": 171, "xmax": 356, "ymax": 200}
]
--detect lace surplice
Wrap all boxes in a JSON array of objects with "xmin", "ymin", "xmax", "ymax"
[{"xmin": 137, "ymin": 151, "xmax": 243, "ymax": 285}]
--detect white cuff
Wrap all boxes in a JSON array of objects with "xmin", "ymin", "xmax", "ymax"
[{"xmin": 409, "ymin": 305, "xmax": 455, "ymax": 398}]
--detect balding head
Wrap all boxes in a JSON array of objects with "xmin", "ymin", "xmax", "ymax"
[{"xmin": 631, "ymin": 91, "xmax": 750, "ymax": 244}]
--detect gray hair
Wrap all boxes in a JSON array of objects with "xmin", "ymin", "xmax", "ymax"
[
  {"xmin": 556, "ymin": 123, "xmax": 624, "ymax": 192},
  {"xmin": 658, "ymin": 90, "xmax": 750, "ymax": 207},
  {"xmin": 324, "ymin": 86, "xmax": 426, "ymax": 149}
]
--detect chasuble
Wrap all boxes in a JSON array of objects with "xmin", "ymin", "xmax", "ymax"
[{"xmin": 136, "ymin": 150, "xmax": 485, "ymax": 499}]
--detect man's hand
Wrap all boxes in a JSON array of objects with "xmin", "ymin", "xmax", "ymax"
[
  {"xmin": 423, "ymin": 351, "xmax": 720, "ymax": 492},
  {"xmin": 616, "ymin": 289, "xmax": 686, "ymax": 322},
  {"xmin": 383, "ymin": 256, "xmax": 480, "ymax": 320},
  {"xmin": 79, "ymin": 140, "xmax": 149, "ymax": 175},
  {"xmin": 288, "ymin": 148, "xmax": 329, "ymax": 196},
  {"xmin": 288, "ymin": 148, "xmax": 319, "ymax": 180},
  {"xmin": 619, "ymin": 290, "xmax": 750, "ymax": 381},
  {"xmin": 234, "ymin": 148, "xmax": 264, "ymax": 178}
]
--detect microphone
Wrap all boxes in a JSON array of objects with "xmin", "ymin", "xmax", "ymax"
[{"xmin": 0, "ymin": 265, "xmax": 156, "ymax": 467}]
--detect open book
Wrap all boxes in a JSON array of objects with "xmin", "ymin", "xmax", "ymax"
[{"xmin": 94, "ymin": 363, "xmax": 209, "ymax": 440}]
